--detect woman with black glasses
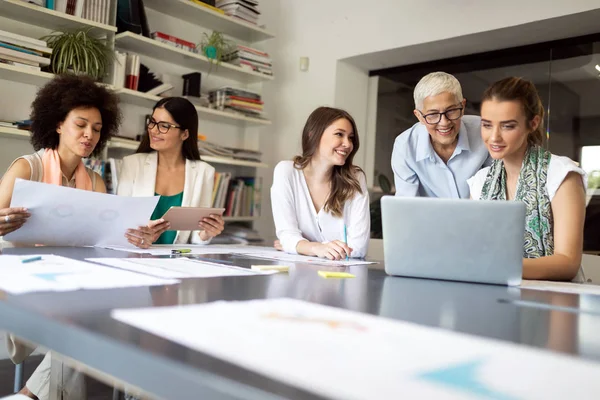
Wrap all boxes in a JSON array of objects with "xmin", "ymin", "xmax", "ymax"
[
  {"xmin": 117, "ymin": 97, "xmax": 224, "ymax": 248},
  {"xmin": 391, "ymin": 71, "xmax": 491, "ymax": 198}
]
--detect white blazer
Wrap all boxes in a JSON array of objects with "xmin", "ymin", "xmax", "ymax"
[{"xmin": 117, "ymin": 152, "xmax": 215, "ymax": 244}]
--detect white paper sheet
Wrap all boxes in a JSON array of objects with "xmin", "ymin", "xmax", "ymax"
[
  {"xmin": 521, "ymin": 279, "xmax": 600, "ymax": 295},
  {"xmin": 87, "ymin": 258, "xmax": 274, "ymax": 279},
  {"xmin": 0, "ymin": 255, "xmax": 177, "ymax": 294},
  {"xmin": 112, "ymin": 298, "xmax": 600, "ymax": 399},
  {"xmin": 96, "ymin": 244, "xmax": 275, "ymax": 256},
  {"xmin": 4, "ymin": 179, "xmax": 159, "ymax": 247},
  {"xmin": 233, "ymin": 249, "xmax": 376, "ymax": 266}
]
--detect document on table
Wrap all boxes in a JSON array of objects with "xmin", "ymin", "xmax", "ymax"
[
  {"xmin": 520, "ymin": 280, "xmax": 600, "ymax": 295},
  {"xmin": 0, "ymin": 255, "xmax": 177, "ymax": 294},
  {"xmin": 112, "ymin": 298, "xmax": 600, "ymax": 400},
  {"xmin": 233, "ymin": 249, "xmax": 377, "ymax": 266},
  {"xmin": 96, "ymin": 244, "xmax": 275, "ymax": 256},
  {"xmin": 4, "ymin": 179, "xmax": 159, "ymax": 247},
  {"xmin": 88, "ymin": 258, "xmax": 273, "ymax": 279}
]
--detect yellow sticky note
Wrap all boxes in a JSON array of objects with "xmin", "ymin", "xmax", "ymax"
[
  {"xmin": 251, "ymin": 265, "xmax": 290, "ymax": 272},
  {"xmin": 318, "ymin": 271, "xmax": 355, "ymax": 279}
]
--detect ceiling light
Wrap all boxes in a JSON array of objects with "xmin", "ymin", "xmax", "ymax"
[{"xmin": 596, "ymin": 64, "xmax": 600, "ymax": 72}]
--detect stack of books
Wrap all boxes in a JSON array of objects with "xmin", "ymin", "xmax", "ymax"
[
  {"xmin": 208, "ymin": 86, "xmax": 264, "ymax": 118},
  {"xmin": 151, "ymin": 32, "xmax": 197, "ymax": 54},
  {"xmin": 216, "ymin": 0, "xmax": 260, "ymax": 25},
  {"xmin": 0, "ymin": 30, "xmax": 51, "ymax": 71},
  {"xmin": 224, "ymin": 44, "xmax": 272, "ymax": 76},
  {"xmin": 197, "ymin": 140, "xmax": 262, "ymax": 162}
]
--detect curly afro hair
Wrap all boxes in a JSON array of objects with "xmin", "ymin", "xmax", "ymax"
[{"xmin": 30, "ymin": 74, "xmax": 122, "ymax": 157}]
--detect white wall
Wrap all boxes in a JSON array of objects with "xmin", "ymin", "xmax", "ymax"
[{"xmin": 256, "ymin": 0, "xmax": 600, "ymax": 242}]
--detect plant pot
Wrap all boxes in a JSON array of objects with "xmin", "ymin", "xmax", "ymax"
[{"xmin": 204, "ymin": 46, "xmax": 217, "ymax": 59}]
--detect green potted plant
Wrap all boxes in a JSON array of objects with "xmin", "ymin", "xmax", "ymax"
[
  {"xmin": 199, "ymin": 31, "xmax": 235, "ymax": 71},
  {"xmin": 42, "ymin": 28, "xmax": 112, "ymax": 80}
]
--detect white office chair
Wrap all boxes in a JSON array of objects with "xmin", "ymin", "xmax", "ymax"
[{"xmin": 581, "ymin": 254, "xmax": 600, "ymax": 284}]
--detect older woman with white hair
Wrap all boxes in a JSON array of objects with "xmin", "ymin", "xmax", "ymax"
[{"xmin": 391, "ymin": 71, "xmax": 491, "ymax": 198}]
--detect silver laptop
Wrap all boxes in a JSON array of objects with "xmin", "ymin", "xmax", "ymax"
[{"xmin": 381, "ymin": 196, "xmax": 525, "ymax": 286}]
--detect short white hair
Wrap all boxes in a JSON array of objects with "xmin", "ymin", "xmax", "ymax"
[{"xmin": 413, "ymin": 72, "xmax": 464, "ymax": 110}]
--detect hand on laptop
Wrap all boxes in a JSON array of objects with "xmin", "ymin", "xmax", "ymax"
[
  {"xmin": 274, "ymin": 240, "xmax": 283, "ymax": 251},
  {"xmin": 314, "ymin": 241, "xmax": 352, "ymax": 260}
]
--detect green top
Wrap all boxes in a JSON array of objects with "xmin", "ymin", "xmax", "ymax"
[{"xmin": 151, "ymin": 191, "xmax": 183, "ymax": 245}]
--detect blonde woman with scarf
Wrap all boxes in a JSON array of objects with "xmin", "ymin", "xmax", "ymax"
[
  {"xmin": 467, "ymin": 77, "xmax": 586, "ymax": 282},
  {"xmin": 0, "ymin": 74, "xmax": 121, "ymax": 400}
]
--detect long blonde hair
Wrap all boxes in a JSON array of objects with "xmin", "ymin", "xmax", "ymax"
[{"xmin": 294, "ymin": 107, "xmax": 363, "ymax": 217}]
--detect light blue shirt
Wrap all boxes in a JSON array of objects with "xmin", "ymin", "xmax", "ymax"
[{"xmin": 391, "ymin": 115, "xmax": 491, "ymax": 199}]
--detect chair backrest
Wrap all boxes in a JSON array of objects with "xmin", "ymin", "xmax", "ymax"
[
  {"xmin": 581, "ymin": 254, "xmax": 600, "ymax": 284},
  {"xmin": 367, "ymin": 238, "xmax": 384, "ymax": 262}
]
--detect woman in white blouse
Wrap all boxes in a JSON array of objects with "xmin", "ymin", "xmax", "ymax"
[
  {"xmin": 271, "ymin": 106, "xmax": 370, "ymax": 260},
  {"xmin": 467, "ymin": 77, "xmax": 586, "ymax": 281}
]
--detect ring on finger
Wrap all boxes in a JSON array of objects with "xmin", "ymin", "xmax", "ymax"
[
  {"xmin": 141, "ymin": 238, "xmax": 145, "ymax": 245},
  {"xmin": 4, "ymin": 215, "xmax": 10, "ymax": 223}
]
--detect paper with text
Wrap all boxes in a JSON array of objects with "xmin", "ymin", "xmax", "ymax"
[
  {"xmin": 95, "ymin": 244, "xmax": 275, "ymax": 255},
  {"xmin": 112, "ymin": 298, "xmax": 600, "ymax": 400},
  {"xmin": 521, "ymin": 280, "xmax": 600, "ymax": 295},
  {"xmin": 233, "ymin": 249, "xmax": 376, "ymax": 266},
  {"xmin": 88, "ymin": 257, "xmax": 272, "ymax": 279},
  {"xmin": 4, "ymin": 179, "xmax": 159, "ymax": 247},
  {"xmin": 0, "ymin": 255, "xmax": 177, "ymax": 294}
]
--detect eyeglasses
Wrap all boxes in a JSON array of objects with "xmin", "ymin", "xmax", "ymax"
[
  {"xmin": 146, "ymin": 118, "xmax": 182, "ymax": 134},
  {"xmin": 418, "ymin": 107, "xmax": 463, "ymax": 125}
]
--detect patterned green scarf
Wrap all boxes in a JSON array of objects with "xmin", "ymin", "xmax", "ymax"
[{"xmin": 480, "ymin": 145, "xmax": 553, "ymax": 258}]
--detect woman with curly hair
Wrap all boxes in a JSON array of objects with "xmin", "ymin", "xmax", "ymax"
[
  {"xmin": 271, "ymin": 106, "xmax": 370, "ymax": 260},
  {"xmin": 0, "ymin": 73, "xmax": 122, "ymax": 238},
  {"xmin": 0, "ymin": 74, "xmax": 122, "ymax": 399}
]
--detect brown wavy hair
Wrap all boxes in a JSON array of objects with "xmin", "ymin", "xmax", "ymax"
[
  {"xmin": 294, "ymin": 107, "xmax": 363, "ymax": 217},
  {"xmin": 481, "ymin": 77, "xmax": 545, "ymax": 146}
]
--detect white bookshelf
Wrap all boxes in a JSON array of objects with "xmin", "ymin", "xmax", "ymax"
[
  {"xmin": 114, "ymin": 32, "xmax": 273, "ymax": 84},
  {"xmin": 0, "ymin": 125, "xmax": 30, "ymax": 139},
  {"xmin": 143, "ymin": 0, "xmax": 274, "ymax": 42},
  {"xmin": 0, "ymin": 0, "xmax": 116, "ymax": 36},
  {"xmin": 0, "ymin": 0, "xmax": 273, "ymax": 228},
  {"xmin": 0, "ymin": 63, "xmax": 54, "ymax": 87}
]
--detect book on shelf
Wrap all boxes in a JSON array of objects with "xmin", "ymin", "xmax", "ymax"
[
  {"xmin": 151, "ymin": 32, "xmax": 197, "ymax": 53},
  {"xmin": 208, "ymin": 86, "xmax": 266, "ymax": 119},
  {"xmin": 0, "ymin": 30, "xmax": 51, "ymax": 69},
  {"xmin": 211, "ymin": 173, "xmax": 261, "ymax": 218},
  {"xmin": 216, "ymin": 0, "xmax": 260, "ymax": 25},
  {"xmin": 224, "ymin": 44, "xmax": 272, "ymax": 76},
  {"xmin": 110, "ymin": 50, "xmax": 127, "ymax": 89},
  {"xmin": 125, "ymin": 53, "xmax": 140, "ymax": 90},
  {"xmin": 198, "ymin": 140, "xmax": 262, "ymax": 162},
  {"xmin": 189, "ymin": 0, "xmax": 225, "ymax": 14},
  {"xmin": 83, "ymin": 157, "xmax": 121, "ymax": 194},
  {"xmin": 0, "ymin": 30, "xmax": 52, "ymax": 55}
]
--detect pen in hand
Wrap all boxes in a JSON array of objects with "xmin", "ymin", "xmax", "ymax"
[{"xmin": 343, "ymin": 225, "xmax": 349, "ymax": 261}]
